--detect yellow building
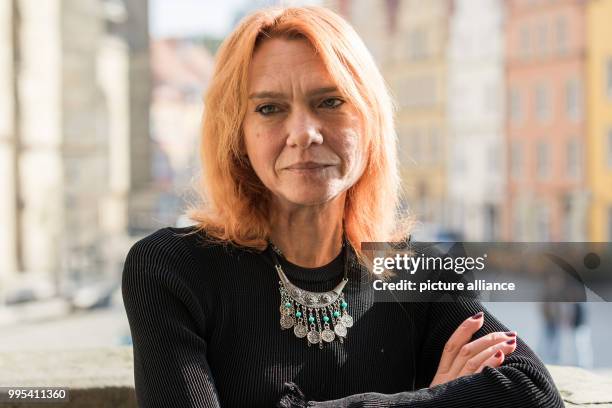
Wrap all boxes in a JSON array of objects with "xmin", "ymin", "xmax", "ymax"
[
  {"xmin": 586, "ymin": 0, "xmax": 612, "ymax": 241},
  {"xmin": 390, "ymin": 0, "xmax": 451, "ymax": 229}
]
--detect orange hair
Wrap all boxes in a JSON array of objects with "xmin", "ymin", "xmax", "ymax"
[{"xmin": 183, "ymin": 5, "xmax": 415, "ymax": 264}]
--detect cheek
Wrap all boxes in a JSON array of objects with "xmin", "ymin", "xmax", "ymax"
[
  {"xmin": 337, "ymin": 128, "xmax": 366, "ymax": 172},
  {"xmin": 244, "ymin": 130, "xmax": 283, "ymax": 175}
]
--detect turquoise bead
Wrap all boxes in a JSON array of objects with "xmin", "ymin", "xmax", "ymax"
[
  {"xmin": 308, "ymin": 316, "xmax": 315, "ymax": 323},
  {"xmin": 333, "ymin": 311, "xmax": 340, "ymax": 317},
  {"xmin": 295, "ymin": 311, "xmax": 302, "ymax": 318},
  {"xmin": 323, "ymin": 316, "xmax": 330, "ymax": 322},
  {"xmin": 285, "ymin": 302, "xmax": 291, "ymax": 308},
  {"xmin": 341, "ymin": 301, "xmax": 348, "ymax": 309}
]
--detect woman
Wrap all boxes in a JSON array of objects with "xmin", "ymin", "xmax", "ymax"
[{"xmin": 121, "ymin": 6, "xmax": 563, "ymax": 407}]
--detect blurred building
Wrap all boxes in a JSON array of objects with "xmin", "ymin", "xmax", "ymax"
[
  {"xmin": 328, "ymin": 0, "xmax": 453, "ymax": 229},
  {"xmin": 504, "ymin": 0, "xmax": 588, "ymax": 241},
  {"xmin": 447, "ymin": 0, "xmax": 505, "ymax": 241},
  {"xmin": 586, "ymin": 0, "xmax": 612, "ymax": 241},
  {"xmin": 0, "ymin": 0, "xmax": 152, "ymax": 299},
  {"xmin": 0, "ymin": 0, "xmax": 18, "ymax": 279},
  {"xmin": 150, "ymin": 38, "xmax": 214, "ymax": 224}
]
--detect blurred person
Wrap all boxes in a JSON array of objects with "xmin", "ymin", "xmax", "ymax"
[
  {"xmin": 539, "ymin": 302, "xmax": 562, "ymax": 364},
  {"xmin": 568, "ymin": 303, "xmax": 593, "ymax": 368},
  {"xmin": 121, "ymin": 6, "xmax": 563, "ymax": 407}
]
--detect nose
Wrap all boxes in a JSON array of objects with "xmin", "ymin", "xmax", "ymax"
[{"xmin": 285, "ymin": 108, "xmax": 324, "ymax": 149}]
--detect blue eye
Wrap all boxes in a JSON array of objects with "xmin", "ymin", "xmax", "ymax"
[
  {"xmin": 255, "ymin": 105, "xmax": 280, "ymax": 116},
  {"xmin": 321, "ymin": 98, "xmax": 344, "ymax": 109}
]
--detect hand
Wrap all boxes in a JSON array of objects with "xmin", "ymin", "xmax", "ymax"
[{"xmin": 429, "ymin": 311, "xmax": 517, "ymax": 388}]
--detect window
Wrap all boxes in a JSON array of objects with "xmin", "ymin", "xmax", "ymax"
[
  {"xmin": 535, "ymin": 83, "xmax": 550, "ymax": 122},
  {"xmin": 488, "ymin": 144, "xmax": 499, "ymax": 174},
  {"xmin": 397, "ymin": 76, "xmax": 437, "ymax": 108},
  {"xmin": 607, "ymin": 58, "xmax": 612, "ymax": 99},
  {"xmin": 608, "ymin": 128, "xmax": 612, "ymax": 168},
  {"xmin": 408, "ymin": 28, "xmax": 428, "ymax": 60},
  {"xmin": 410, "ymin": 128, "xmax": 422, "ymax": 164},
  {"xmin": 537, "ymin": 141, "xmax": 550, "ymax": 179},
  {"xmin": 608, "ymin": 206, "xmax": 612, "ymax": 241},
  {"xmin": 484, "ymin": 83, "xmax": 499, "ymax": 114},
  {"xmin": 566, "ymin": 138, "xmax": 582, "ymax": 179},
  {"xmin": 513, "ymin": 204, "xmax": 523, "ymax": 241},
  {"xmin": 561, "ymin": 194, "xmax": 572, "ymax": 240},
  {"xmin": 566, "ymin": 78, "xmax": 582, "ymax": 121},
  {"xmin": 536, "ymin": 202, "xmax": 551, "ymax": 241},
  {"xmin": 536, "ymin": 22, "xmax": 547, "ymax": 56},
  {"xmin": 452, "ymin": 140, "xmax": 465, "ymax": 175},
  {"xmin": 511, "ymin": 141, "xmax": 523, "ymax": 179},
  {"xmin": 556, "ymin": 16, "xmax": 567, "ymax": 54},
  {"xmin": 510, "ymin": 87, "xmax": 522, "ymax": 124},
  {"xmin": 429, "ymin": 128, "xmax": 440, "ymax": 164},
  {"xmin": 520, "ymin": 25, "xmax": 530, "ymax": 58},
  {"xmin": 485, "ymin": 204, "xmax": 498, "ymax": 241}
]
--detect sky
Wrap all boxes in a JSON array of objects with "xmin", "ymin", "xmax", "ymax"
[
  {"xmin": 149, "ymin": 0, "xmax": 249, "ymax": 38},
  {"xmin": 149, "ymin": 0, "xmax": 323, "ymax": 39}
]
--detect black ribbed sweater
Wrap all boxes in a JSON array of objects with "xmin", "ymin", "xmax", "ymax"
[{"xmin": 121, "ymin": 226, "xmax": 563, "ymax": 407}]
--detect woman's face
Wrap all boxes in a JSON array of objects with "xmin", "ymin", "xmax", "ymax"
[{"xmin": 243, "ymin": 38, "xmax": 366, "ymax": 209}]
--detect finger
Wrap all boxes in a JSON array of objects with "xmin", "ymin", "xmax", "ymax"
[
  {"xmin": 457, "ymin": 337, "xmax": 517, "ymax": 377},
  {"xmin": 437, "ymin": 311, "xmax": 485, "ymax": 374},
  {"xmin": 476, "ymin": 349, "xmax": 505, "ymax": 374},
  {"xmin": 448, "ymin": 331, "xmax": 517, "ymax": 376}
]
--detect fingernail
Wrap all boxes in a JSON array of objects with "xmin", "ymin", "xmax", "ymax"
[
  {"xmin": 471, "ymin": 311, "xmax": 484, "ymax": 319},
  {"xmin": 506, "ymin": 339, "xmax": 516, "ymax": 345},
  {"xmin": 505, "ymin": 331, "xmax": 516, "ymax": 337},
  {"xmin": 494, "ymin": 350, "xmax": 502, "ymax": 358}
]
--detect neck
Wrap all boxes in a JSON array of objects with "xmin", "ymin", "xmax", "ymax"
[{"xmin": 269, "ymin": 194, "xmax": 345, "ymax": 268}]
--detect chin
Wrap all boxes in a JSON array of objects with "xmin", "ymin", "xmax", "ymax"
[{"xmin": 281, "ymin": 189, "xmax": 338, "ymax": 206}]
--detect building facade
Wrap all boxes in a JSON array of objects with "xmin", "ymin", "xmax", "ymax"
[
  {"xmin": 586, "ymin": 0, "xmax": 612, "ymax": 241},
  {"xmin": 504, "ymin": 0, "xmax": 588, "ymax": 241},
  {"xmin": 447, "ymin": 0, "xmax": 505, "ymax": 241},
  {"xmin": 327, "ymin": 0, "xmax": 453, "ymax": 231},
  {"xmin": 0, "ymin": 0, "xmax": 152, "ymax": 298}
]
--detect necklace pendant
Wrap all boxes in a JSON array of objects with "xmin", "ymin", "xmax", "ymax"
[
  {"xmin": 321, "ymin": 328, "xmax": 335, "ymax": 342},
  {"xmin": 294, "ymin": 323, "xmax": 308, "ymax": 338},
  {"xmin": 334, "ymin": 322, "xmax": 347, "ymax": 337},
  {"xmin": 280, "ymin": 314, "xmax": 295, "ymax": 329},
  {"xmin": 307, "ymin": 330, "xmax": 321, "ymax": 344},
  {"xmin": 340, "ymin": 313, "xmax": 353, "ymax": 328}
]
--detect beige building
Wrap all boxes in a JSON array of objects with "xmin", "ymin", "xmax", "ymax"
[
  {"xmin": 0, "ymin": 0, "xmax": 152, "ymax": 299},
  {"xmin": 326, "ymin": 0, "xmax": 452, "ymax": 231}
]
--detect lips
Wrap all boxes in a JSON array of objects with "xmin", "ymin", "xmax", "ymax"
[{"xmin": 285, "ymin": 161, "xmax": 333, "ymax": 170}]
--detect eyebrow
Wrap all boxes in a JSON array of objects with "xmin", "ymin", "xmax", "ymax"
[{"xmin": 248, "ymin": 86, "xmax": 339, "ymax": 100}]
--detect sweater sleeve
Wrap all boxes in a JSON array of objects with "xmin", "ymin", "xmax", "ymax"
[
  {"xmin": 277, "ymin": 299, "xmax": 564, "ymax": 408},
  {"xmin": 121, "ymin": 230, "xmax": 221, "ymax": 408}
]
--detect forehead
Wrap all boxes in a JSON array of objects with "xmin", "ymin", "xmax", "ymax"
[{"xmin": 248, "ymin": 37, "xmax": 333, "ymax": 91}]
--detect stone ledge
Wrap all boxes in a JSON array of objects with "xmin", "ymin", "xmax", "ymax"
[
  {"xmin": 0, "ymin": 347, "xmax": 610, "ymax": 407},
  {"xmin": 547, "ymin": 365, "xmax": 612, "ymax": 407},
  {"xmin": 0, "ymin": 347, "xmax": 136, "ymax": 408}
]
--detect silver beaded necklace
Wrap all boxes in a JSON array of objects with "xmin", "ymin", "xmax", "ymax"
[{"xmin": 267, "ymin": 237, "xmax": 354, "ymax": 349}]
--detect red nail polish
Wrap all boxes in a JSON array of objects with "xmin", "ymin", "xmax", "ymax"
[
  {"xmin": 506, "ymin": 339, "xmax": 516, "ymax": 345},
  {"xmin": 505, "ymin": 332, "xmax": 516, "ymax": 337},
  {"xmin": 494, "ymin": 350, "xmax": 502, "ymax": 358},
  {"xmin": 471, "ymin": 311, "xmax": 484, "ymax": 319}
]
